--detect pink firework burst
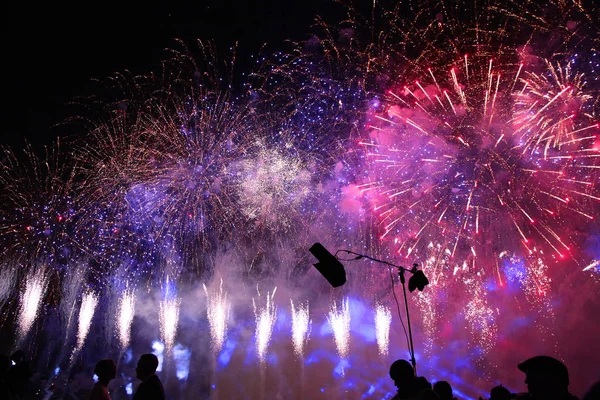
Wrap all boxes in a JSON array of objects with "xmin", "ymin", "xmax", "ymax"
[{"xmin": 360, "ymin": 54, "xmax": 600, "ymax": 285}]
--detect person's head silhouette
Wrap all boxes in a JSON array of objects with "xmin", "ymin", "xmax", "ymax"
[
  {"xmin": 518, "ymin": 356, "xmax": 570, "ymax": 400},
  {"xmin": 389, "ymin": 359, "xmax": 415, "ymax": 389},
  {"xmin": 433, "ymin": 381, "xmax": 453, "ymax": 400},
  {"xmin": 136, "ymin": 354, "xmax": 159, "ymax": 381},
  {"xmin": 490, "ymin": 384, "xmax": 511, "ymax": 400},
  {"xmin": 94, "ymin": 359, "xmax": 116, "ymax": 385}
]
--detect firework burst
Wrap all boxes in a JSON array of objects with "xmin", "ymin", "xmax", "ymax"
[
  {"xmin": 0, "ymin": 144, "xmax": 87, "ymax": 266},
  {"xmin": 361, "ymin": 54, "xmax": 600, "ymax": 284}
]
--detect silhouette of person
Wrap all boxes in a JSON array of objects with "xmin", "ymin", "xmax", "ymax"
[
  {"xmin": 433, "ymin": 381, "xmax": 456, "ymax": 400},
  {"xmin": 8, "ymin": 350, "xmax": 30, "ymax": 399},
  {"xmin": 517, "ymin": 355, "xmax": 577, "ymax": 400},
  {"xmin": 133, "ymin": 354, "xmax": 165, "ymax": 400},
  {"xmin": 489, "ymin": 384, "xmax": 512, "ymax": 400},
  {"xmin": 0, "ymin": 354, "xmax": 12, "ymax": 400},
  {"xmin": 89, "ymin": 359, "xmax": 117, "ymax": 400},
  {"xmin": 582, "ymin": 381, "xmax": 600, "ymax": 400},
  {"xmin": 389, "ymin": 359, "xmax": 438, "ymax": 400}
]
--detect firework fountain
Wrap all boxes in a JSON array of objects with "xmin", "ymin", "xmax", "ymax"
[
  {"xmin": 17, "ymin": 270, "xmax": 47, "ymax": 344},
  {"xmin": 159, "ymin": 280, "xmax": 181, "ymax": 355},
  {"xmin": 117, "ymin": 288, "xmax": 136, "ymax": 350},
  {"xmin": 253, "ymin": 287, "xmax": 278, "ymax": 398},
  {"xmin": 204, "ymin": 280, "xmax": 230, "ymax": 398},
  {"xmin": 374, "ymin": 304, "xmax": 392, "ymax": 357},
  {"xmin": 290, "ymin": 300, "xmax": 311, "ymax": 399},
  {"xmin": 327, "ymin": 298, "xmax": 351, "ymax": 376}
]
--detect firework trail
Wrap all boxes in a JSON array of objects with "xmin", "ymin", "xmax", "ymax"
[
  {"xmin": 253, "ymin": 287, "xmax": 278, "ymax": 364},
  {"xmin": 76, "ymin": 291, "xmax": 98, "ymax": 351},
  {"xmin": 327, "ymin": 298, "xmax": 351, "ymax": 361},
  {"xmin": 374, "ymin": 304, "xmax": 392, "ymax": 357},
  {"xmin": 17, "ymin": 270, "xmax": 47, "ymax": 341},
  {"xmin": 203, "ymin": 279, "xmax": 230, "ymax": 353},
  {"xmin": 117, "ymin": 288, "xmax": 136, "ymax": 349},
  {"xmin": 290, "ymin": 300, "xmax": 311, "ymax": 358}
]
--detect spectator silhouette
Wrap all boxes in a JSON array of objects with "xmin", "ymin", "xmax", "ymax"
[
  {"xmin": 0, "ymin": 354, "xmax": 12, "ymax": 400},
  {"xmin": 433, "ymin": 381, "xmax": 456, "ymax": 400},
  {"xmin": 389, "ymin": 359, "xmax": 439, "ymax": 400},
  {"xmin": 133, "ymin": 354, "xmax": 165, "ymax": 400},
  {"xmin": 582, "ymin": 381, "xmax": 600, "ymax": 400},
  {"xmin": 517, "ymin": 355, "xmax": 577, "ymax": 400},
  {"xmin": 89, "ymin": 359, "xmax": 117, "ymax": 400},
  {"xmin": 8, "ymin": 350, "xmax": 30, "ymax": 399},
  {"xmin": 490, "ymin": 384, "xmax": 512, "ymax": 400}
]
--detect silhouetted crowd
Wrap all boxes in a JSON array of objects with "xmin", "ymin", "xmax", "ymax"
[
  {"xmin": 388, "ymin": 356, "xmax": 599, "ymax": 400},
  {"xmin": 1, "ymin": 349, "xmax": 599, "ymax": 399}
]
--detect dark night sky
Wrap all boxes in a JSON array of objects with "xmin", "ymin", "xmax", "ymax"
[{"xmin": 2, "ymin": 0, "xmax": 345, "ymax": 150}]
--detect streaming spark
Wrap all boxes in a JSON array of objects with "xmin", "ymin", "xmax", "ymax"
[
  {"xmin": 18, "ymin": 270, "xmax": 47, "ymax": 339},
  {"xmin": 584, "ymin": 260, "xmax": 600, "ymax": 271},
  {"xmin": 374, "ymin": 304, "xmax": 392, "ymax": 357},
  {"xmin": 290, "ymin": 300, "xmax": 311, "ymax": 358},
  {"xmin": 117, "ymin": 289, "xmax": 136, "ymax": 349},
  {"xmin": 76, "ymin": 291, "xmax": 99, "ymax": 351},
  {"xmin": 203, "ymin": 279, "xmax": 231, "ymax": 353},
  {"xmin": 327, "ymin": 298, "xmax": 351, "ymax": 360},
  {"xmin": 253, "ymin": 287, "xmax": 278, "ymax": 364}
]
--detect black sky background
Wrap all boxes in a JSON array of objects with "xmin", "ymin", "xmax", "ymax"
[{"xmin": 2, "ymin": 0, "xmax": 349, "ymax": 151}]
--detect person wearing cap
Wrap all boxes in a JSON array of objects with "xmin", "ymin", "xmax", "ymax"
[
  {"xmin": 389, "ymin": 359, "xmax": 439, "ymax": 400},
  {"xmin": 517, "ymin": 355, "xmax": 577, "ymax": 400}
]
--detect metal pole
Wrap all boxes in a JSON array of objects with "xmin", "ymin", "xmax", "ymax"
[{"xmin": 399, "ymin": 268, "xmax": 417, "ymax": 375}]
